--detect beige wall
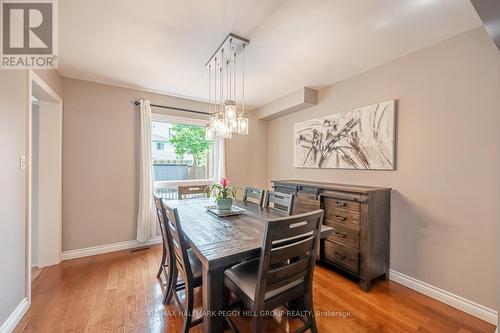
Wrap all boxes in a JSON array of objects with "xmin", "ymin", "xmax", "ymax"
[
  {"xmin": 0, "ymin": 70, "xmax": 27, "ymax": 325},
  {"xmin": 61, "ymin": 78, "xmax": 265, "ymax": 250},
  {"xmin": 267, "ymin": 27, "xmax": 500, "ymax": 309},
  {"xmin": 225, "ymin": 111, "xmax": 268, "ymax": 195}
]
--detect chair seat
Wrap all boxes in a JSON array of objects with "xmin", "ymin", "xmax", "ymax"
[
  {"xmin": 224, "ymin": 258, "xmax": 304, "ymax": 302},
  {"xmin": 187, "ymin": 248, "xmax": 202, "ymax": 280}
]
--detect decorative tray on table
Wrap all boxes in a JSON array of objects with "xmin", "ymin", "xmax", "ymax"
[{"xmin": 206, "ymin": 205, "xmax": 245, "ymax": 217}]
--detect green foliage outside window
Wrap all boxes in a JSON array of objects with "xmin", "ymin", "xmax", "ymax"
[{"xmin": 169, "ymin": 124, "xmax": 212, "ymax": 168}]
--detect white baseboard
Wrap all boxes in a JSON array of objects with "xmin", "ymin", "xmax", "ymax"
[
  {"xmin": 0, "ymin": 297, "xmax": 29, "ymax": 333},
  {"xmin": 61, "ymin": 237, "xmax": 162, "ymax": 261},
  {"xmin": 390, "ymin": 269, "xmax": 498, "ymax": 325}
]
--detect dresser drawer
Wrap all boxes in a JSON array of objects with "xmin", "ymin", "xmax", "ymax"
[
  {"xmin": 321, "ymin": 190, "xmax": 366, "ymax": 202},
  {"xmin": 323, "ymin": 197, "xmax": 360, "ymax": 212},
  {"xmin": 323, "ymin": 240, "xmax": 359, "ymax": 274},
  {"xmin": 324, "ymin": 211, "xmax": 360, "ymax": 231},
  {"xmin": 325, "ymin": 208, "xmax": 360, "ymax": 221},
  {"xmin": 327, "ymin": 223, "xmax": 360, "ymax": 249}
]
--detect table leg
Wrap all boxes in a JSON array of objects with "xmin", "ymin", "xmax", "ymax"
[{"xmin": 202, "ymin": 264, "xmax": 225, "ymax": 333}]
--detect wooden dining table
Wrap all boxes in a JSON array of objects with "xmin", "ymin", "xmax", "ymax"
[{"xmin": 164, "ymin": 198, "xmax": 334, "ymax": 333}]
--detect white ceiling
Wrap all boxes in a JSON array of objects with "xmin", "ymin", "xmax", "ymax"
[{"xmin": 59, "ymin": 0, "xmax": 482, "ymax": 108}]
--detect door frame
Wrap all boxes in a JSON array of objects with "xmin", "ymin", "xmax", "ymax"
[{"xmin": 26, "ymin": 70, "xmax": 63, "ymax": 303}]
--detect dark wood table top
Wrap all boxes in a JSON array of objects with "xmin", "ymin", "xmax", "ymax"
[{"xmin": 164, "ymin": 198, "xmax": 333, "ymax": 269}]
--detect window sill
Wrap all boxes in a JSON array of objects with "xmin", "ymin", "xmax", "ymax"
[{"xmin": 154, "ymin": 179, "xmax": 213, "ymax": 187}]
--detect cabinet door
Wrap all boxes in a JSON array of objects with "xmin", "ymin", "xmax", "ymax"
[{"xmin": 293, "ymin": 191, "xmax": 320, "ymax": 214}]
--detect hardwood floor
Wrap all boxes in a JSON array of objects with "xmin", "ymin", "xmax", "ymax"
[{"xmin": 15, "ymin": 245, "xmax": 495, "ymax": 333}]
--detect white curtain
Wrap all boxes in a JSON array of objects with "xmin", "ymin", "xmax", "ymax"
[
  {"xmin": 212, "ymin": 136, "xmax": 226, "ymax": 181},
  {"xmin": 136, "ymin": 99, "xmax": 156, "ymax": 242}
]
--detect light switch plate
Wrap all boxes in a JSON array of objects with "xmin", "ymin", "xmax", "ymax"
[{"xmin": 20, "ymin": 155, "xmax": 26, "ymax": 170}]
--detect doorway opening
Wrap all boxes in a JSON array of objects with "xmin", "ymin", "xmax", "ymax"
[{"xmin": 27, "ymin": 71, "xmax": 63, "ymax": 301}]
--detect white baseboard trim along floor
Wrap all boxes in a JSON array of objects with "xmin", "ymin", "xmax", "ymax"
[
  {"xmin": 389, "ymin": 269, "xmax": 498, "ymax": 325},
  {"xmin": 60, "ymin": 237, "xmax": 162, "ymax": 261},
  {"xmin": 0, "ymin": 298, "xmax": 29, "ymax": 333}
]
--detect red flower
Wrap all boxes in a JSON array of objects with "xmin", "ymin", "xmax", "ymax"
[{"xmin": 220, "ymin": 177, "xmax": 229, "ymax": 188}]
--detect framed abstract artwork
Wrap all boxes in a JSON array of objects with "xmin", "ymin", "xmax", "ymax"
[{"xmin": 294, "ymin": 100, "xmax": 396, "ymax": 170}]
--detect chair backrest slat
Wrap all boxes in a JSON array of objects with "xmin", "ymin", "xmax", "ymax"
[
  {"xmin": 178, "ymin": 185, "xmax": 207, "ymax": 200},
  {"xmin": 270, "ymin": 236, "xmax": 315, "ymax": 265},
  {"xmin": 162, "ymin": 202, "xmax": 194, "ymax": 281},
  {"xmin": 170, "ymin": 235, "xmax": 184, "ymax": 267},
  {"xmin": 268, "ymin": 214, "xmax": 319, "ymax": 239},
  {"xmin": 243, "ymin": 187, "xmax": 265, "ymax": 206},
  {"xmin": 265, "ymin": 191, "xmax": 295, "ymax": 215},
  {"xmin": 267, "ymin": 256, "xmax": 310, "ymax": 286},
  {"xmin": 254, "ymin": 210, "xmax": 324, "ymax": 306}
]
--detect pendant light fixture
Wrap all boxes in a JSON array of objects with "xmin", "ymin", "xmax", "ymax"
[{"xmin": 205, "ymin": 33, "xmax": 249, "ymax": 139}]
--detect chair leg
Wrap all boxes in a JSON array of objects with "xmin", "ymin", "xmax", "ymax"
[
  {"xmin": 164, "ymin": 267, "xmax": 177, "ymax": 305},
  {"xmin": 303, "ymin": 292, "xmax": 317, "ymax": 333},
  {"xmin": 222, "ymin": 285, "xmax": 230, "ymax": 330},
  {"xmin": 157, "ymin": 244, "xmax": 166, "ymax": 278},
  {"xmin": 222, "ymin": 284, "xmax": 230, "ymax": 309},
  {"xmin": 182, "ymin": 286, "xmax": 194, "ymax": 333},
  {"xmin": 251, "ymin": 316, "xmax": 263, "ymax": 333},
  {"xmin": 225, "ymin": 316, "xmax": 240, "ymax": 333},
  {"xmin": 161, "ymin": 265, "xmax": 172, "ymax": 305}
]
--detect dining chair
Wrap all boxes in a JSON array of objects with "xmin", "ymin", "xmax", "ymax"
[
  {"xmin": 154, "ymin": 196, "xmax": 169, "ymax": 281},
  {"xmin": 223, "ymin": 209, "xmax": 324, "ymax": 333},
  {"xmin": 178, "ymin": 184, "xmax": 207, "ymax": 200},
  {"xmin": 154, "ymin": 196, "xmax": 186, "ymax": 305},
  {"xmin": 264, "ymin": 190, "xmax": 295, "ymax": 215},
  {"xmin": 162, "ymin": 202, "xmax": 203, "ymax": 333},
  {"xmin": 242, "ymin": 187, "xmax": 266, "ymax": 206}
]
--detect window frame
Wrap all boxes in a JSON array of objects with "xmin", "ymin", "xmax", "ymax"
[
  {"xmin": 152, "ymin": 113, "xmax": 208, "ymax": 127},
  {"xmin": 151, "ymin": 113, "xmax": 213, "ymax": 187}
]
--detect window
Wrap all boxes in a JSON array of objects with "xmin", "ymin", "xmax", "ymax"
[{"xmin": 152, "ymin": 116, "xmax": 213, "ymax": 200}]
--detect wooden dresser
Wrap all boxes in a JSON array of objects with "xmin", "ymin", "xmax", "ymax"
[{"xmin": 271, "ymin": 180, "xmax": 391, "ymax": 291}]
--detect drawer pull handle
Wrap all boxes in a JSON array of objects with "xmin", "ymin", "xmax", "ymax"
[
  {"xmin": 335, "ymin": 232, "xmax": 346, "ymax": 238},
  {"xmin": 336, "ymin": 215, "xmax": 347, "ymax": 221},
  {"xmin": 336, "ymin": 202, "xmax": 347, "ymax": 207},
  {"xmin": 334, "ymin": 253, "xmax": 346, "ymax": 260}
]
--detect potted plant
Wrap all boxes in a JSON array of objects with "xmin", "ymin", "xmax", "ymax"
[{"xmin": 205, "ymin": 177, "xmax": 237, "ymax": 210}]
